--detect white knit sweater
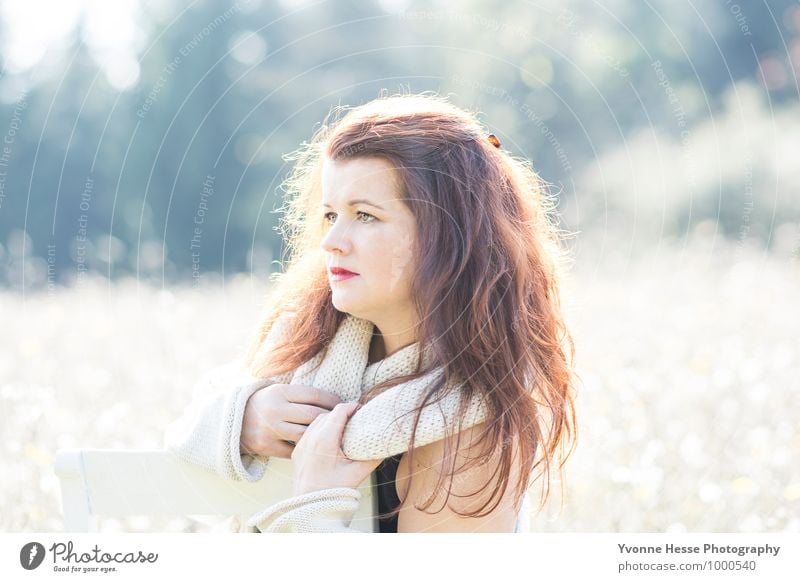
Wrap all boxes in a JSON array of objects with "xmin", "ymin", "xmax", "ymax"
[{"xmin": 164, "ymin": 312, "xmax": 532, "ymax": 532}]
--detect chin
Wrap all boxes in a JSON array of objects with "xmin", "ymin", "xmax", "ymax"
[
  {"xmin": 331, "ymin": 297, "xmax": 370, "ymax": 321},
  {"xmin": 331, "ymin": 294, "xmax": 356, "ymax": 314}
]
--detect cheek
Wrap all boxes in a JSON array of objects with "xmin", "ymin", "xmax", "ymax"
[{"xmin": 379, "ymin": 230, "xmax": 415, "ymax": 294}]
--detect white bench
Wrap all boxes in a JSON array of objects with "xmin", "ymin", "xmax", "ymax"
[{"xmin": 53, "ymin": 449, "xmax": 378, "ymax": 532}]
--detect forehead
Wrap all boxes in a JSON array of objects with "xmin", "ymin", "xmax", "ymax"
[{"xmin": 321, "ymin": 156, "xmax": 403, "ymax": 204}]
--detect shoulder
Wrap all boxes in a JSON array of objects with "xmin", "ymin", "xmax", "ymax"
[
  {"xmin": 254, "ymin": 310, "xmax": 297, "ymax": 358},
  {"xmin": 394, "ymin": 422, "xmax": 523, "ymax": 532}
]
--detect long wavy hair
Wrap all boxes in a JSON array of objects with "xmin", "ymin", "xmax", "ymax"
[{"xmin": 242, "ymin": 91, "xmax": 577, "ymax": 522}]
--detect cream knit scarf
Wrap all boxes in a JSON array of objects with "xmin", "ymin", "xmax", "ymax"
[
  {"xmin": 249, "ymin": 312, "xmax": 493, "ymax": 532},
  {"xmin": 165, "ymin": 311, "xmax": 502, "ymax": 532}
]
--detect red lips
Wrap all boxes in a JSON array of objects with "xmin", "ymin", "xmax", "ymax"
[{"xmin": 330, "ymin": 267, "xmax": 358, "ymax": 276}]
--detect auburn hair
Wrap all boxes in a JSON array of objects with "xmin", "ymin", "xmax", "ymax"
[{"xmin": 242, "ymin": 91, "xmax": 578, "ymax": 522}]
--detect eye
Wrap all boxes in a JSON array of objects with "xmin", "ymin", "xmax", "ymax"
[{"xmin": 322, "ymin": 211, "xmax": 376, "ymax": 224}]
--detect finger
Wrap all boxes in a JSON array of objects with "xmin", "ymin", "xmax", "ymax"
[
  {"xmin": 241, "ymin": 438, "xmax": 294, "ymax": 460},
  {"xmin": 323, "ymin": 402, "xmax": 360, "ymax": 444},
  {"xmin": 276, "ymin": 421, "xmax": 306, "ymax": 443},
  {"xmin": 283, "ymin": 384, "xmax": 342, "ymax": 410},
  {"xmin": 283, "ymin": 403, "xmax": 333, "ymax": 425}
]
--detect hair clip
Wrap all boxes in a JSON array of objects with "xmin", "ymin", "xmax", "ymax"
[{"xmin": 487, "ymin": 134, "xmax": 501, "ymax": 149}]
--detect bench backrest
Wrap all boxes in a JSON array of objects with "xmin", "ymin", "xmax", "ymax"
[{"xmin": 53, "ymin": 449, "xmax": 378, "ymax": 532}]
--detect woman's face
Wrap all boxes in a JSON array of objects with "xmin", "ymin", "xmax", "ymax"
[{"xmin": 320, "ymin": 155, "xmax": 417, "ymax": 326}]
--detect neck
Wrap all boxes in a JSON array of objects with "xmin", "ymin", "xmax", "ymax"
[{"xmin": 368, "ymin": 322, "xmax": 418, "ymax": 364}]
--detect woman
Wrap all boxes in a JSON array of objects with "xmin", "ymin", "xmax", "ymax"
[{"xmin": 166, "ymin": 92, "xmax": 577, "ymax": 533}]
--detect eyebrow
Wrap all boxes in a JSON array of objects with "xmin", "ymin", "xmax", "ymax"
[{"xmin": 321, "ymin": 198, "xmax": 386, "ymax": 211}]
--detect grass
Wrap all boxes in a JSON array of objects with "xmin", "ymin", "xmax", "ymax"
[{"xmin": 1, "ymin": 236, "xmax": 798, "ymax": 532}]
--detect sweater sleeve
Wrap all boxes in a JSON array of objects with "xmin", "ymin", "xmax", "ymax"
[
  {"xmin": 246, "ymin": 488, "xmax": 364, "ymax": 533},
  {"xmin": 163, "ymin": 362, "xmax": 281, "ymax": 482},
  {"xmin": 246, "ymin": 487, "xmax": 532, "ymax": 533},
  {"xmin": 163, "ymin": 311, "xmax": 297, "ymax": 482}
]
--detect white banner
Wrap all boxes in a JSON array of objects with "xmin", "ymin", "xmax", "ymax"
[{"xmin": 1, "ymin": 533, "xmax": 798, "ymax": 581}]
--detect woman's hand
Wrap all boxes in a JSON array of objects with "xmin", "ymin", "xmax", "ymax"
[
  {"xmin": 240, "ymin": 383, "xmax": 342, "ymax": 459},
  {"xmin": 291, "ymin": 401, "xmax": 383, "ymax": 496}
]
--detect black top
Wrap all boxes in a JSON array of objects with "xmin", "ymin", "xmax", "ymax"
[{"xmin": 374, "ymin": 453, "xmax": 402, "ymax": 533}]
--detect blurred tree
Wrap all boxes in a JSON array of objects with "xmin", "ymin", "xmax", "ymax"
[{"xmin": 0, "ymin": 0, "xmax": 797, "ymax": 288}]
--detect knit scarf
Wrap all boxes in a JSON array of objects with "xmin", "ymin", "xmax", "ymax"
[{"xmin": 242, "ymin": 311, "xmax": 491, "ymax": 532}]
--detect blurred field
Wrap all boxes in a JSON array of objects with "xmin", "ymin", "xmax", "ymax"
[{"xmin": 1, "ymin": 237, "xmax": 798, "ymax": 533}]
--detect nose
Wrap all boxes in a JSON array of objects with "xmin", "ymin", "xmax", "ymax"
[{"xmin": 320, "ymin": 218, "xmax": 353, "ymax": 255}]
